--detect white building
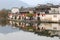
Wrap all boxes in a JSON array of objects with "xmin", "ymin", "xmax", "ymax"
[
  {"xmin": 40, "ymin": 14, "xmax": 60, "ymax": 22},
  {"xmin": 38, "ymin": 23, "xmax": 60, "ymax": 31},
  {"xmin": 11, "ymin": 7, "xmax": 19, "ymax": 13},
  {"xmin": 49, "ymin": 7, "xmax": 59, "ymax": 13}
]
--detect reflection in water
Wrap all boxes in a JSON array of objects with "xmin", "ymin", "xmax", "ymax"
[
  {"xmin": 0, "ymin": 19, "xmax": 8, "ymax": 26},
  {"xmin": 0, "ymin": 20, "xmax": 60, "ymax": 39},
  {"xmin": 8, "ymin": 21, "xmax": 60, "ymax": 38},
  {"xmin": 0, "ymin": 25, "xmax": 19, "ymax": 34},
  {"xmin": 0, "ymin": 20, "xmax": 19, "ymax": 34}
]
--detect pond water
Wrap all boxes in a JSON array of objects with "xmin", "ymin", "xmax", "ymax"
[{"xmin": 0, "ymin": 20, "xmax": 60, "ymax": 40}]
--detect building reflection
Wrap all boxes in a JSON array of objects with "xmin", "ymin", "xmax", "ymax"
[{"xmin": 9, "ymin": 21, "xmax": 60, "ymax": 37}]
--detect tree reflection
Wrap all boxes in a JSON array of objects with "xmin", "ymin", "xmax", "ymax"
[{"xmin": 0, "ymin": 19, "xmax": 8, "ymax": 26}]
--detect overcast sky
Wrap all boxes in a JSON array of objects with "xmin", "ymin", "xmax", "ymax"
[
  {"xmin": 21, "ymin": 0, "xmax": 60, "ymax": 5},
  {"xmin": 0, "ymin": 0, "xmax": 60, "ymax": 9}
]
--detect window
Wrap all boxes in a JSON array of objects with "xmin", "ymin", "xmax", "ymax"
[{"xmin": 54, "ymin": 15, "xmax": 57, "ymax": 17}]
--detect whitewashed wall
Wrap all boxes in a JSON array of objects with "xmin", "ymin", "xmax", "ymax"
[
  {"xmin": 40, "ymin": 14, "xmax": 60, "ymax": 22},
  {"xmin": 58, "ymin": 7, "xmax": 60, "ymax": 13},
  {"xmin": 49, "ymin": 8, "xmax": 59, "ymax": 13},
  {"xmin": 38, "ymin": 23, "xmax": 60, "ymax": 30}
]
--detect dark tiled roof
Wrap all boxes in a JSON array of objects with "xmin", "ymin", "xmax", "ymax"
[
  {"xmin": 36, "ymin": 4, "xmax": 60, "ymax": 8},
  {"xmin": 50, "ymin": 5, "xmax": 60, "ymax": 8},
  {"xmin": 20, "ymin": 7, "xmax": 35, "ymax": 12}
]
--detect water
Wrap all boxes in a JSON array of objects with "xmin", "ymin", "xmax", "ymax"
[{"xmin": 0, "ymin": 20, "xmax": 60, "ymax": 40}]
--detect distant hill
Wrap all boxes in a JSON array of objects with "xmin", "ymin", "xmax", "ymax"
[{"xmin": 0, "ymin": 0, "xmax": 29, "ymax": 9}]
